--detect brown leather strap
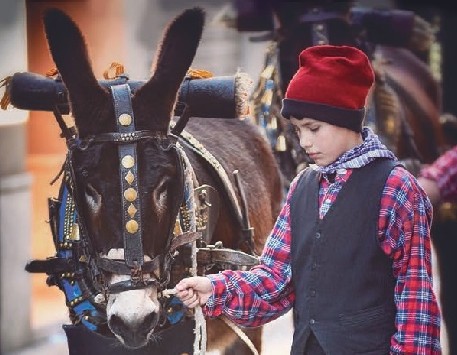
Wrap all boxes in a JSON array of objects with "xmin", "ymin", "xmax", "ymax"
[{"xmin": 169, "ymin": 231, "xmax": 202, "ymax": 252}]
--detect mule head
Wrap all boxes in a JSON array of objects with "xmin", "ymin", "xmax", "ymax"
[{"xmin": 43, "ymin": 7, "xmax": 204, "ymax": 348}]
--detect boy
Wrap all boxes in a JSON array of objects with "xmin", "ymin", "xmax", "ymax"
[{"xmin": 175, "ymin": 45, "xmax": 441, "ymax": 354}]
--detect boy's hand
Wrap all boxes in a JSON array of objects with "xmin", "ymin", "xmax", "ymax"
[{"xmin": 174, "ymin": 276, "xmax": 212, "ymax": 308}]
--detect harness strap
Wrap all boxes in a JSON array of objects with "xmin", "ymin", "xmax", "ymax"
[
  {"xmin": 25, "ymin": 256, "xmax": 75, "ymax": 274},
  {"xmin": 81, "ymin": 130, "xmax": 168, "ymax": 144},
  {"xmin": 96, "ymin": 231, "xmax": 201, "ymax": 275},
  {"xmin": 169, "ymin": 231, "xmax": 202, "ymax": 251},
  {"xmin": 111, "ymin": 84, "xmax": 144, "ymax": 268},
  {"xmin": 96, "ymin": 257, "xmax": 161, "ymax": 275},
  {"xmin": 175, "ymin": 126, "xmax": 244, "ymax": 231},
  {"xmin": 175, "ymin": 143, "xmax": 207, "ymax": 354},
  {"xmin": 196, "ymin": 247, "xmax": 259, "ymax": 267},
  {"xmin": 311, "ymin": 22, "xmax": 329, "ymax": 45},
  {"xmin": 299, "ymin": 10, "xmax": 345, "ymax": 23}
]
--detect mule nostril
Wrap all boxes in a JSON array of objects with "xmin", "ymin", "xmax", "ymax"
[
  {"xmin": 109, "ymin": 312, "xmax": 159, "ymax": 345},
  {"xmin": 138, "ymin": 312, "xmax": 159, "ymax": 337},
  {"xmin": 109, "ymin": 314, "xmax": 130, "ymax": 336}
]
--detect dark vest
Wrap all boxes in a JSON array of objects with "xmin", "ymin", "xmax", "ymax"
[{"xmin": 290, "ymin": 159, "xmax": 398, "ymax": 355}]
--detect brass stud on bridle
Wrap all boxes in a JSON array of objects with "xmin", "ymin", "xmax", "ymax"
[
  {"xmin": 121, "ymin": 155, "xmax": 135, "ymax": 169},
  {"xmin": 127, "ymin": 204, "xmax": 137, "ymax": 218},
  {"xmin": 126, "ymin": 219, "xmax": 139, "ymax": 234},
  {"xmin": 124, "ymin": 187, "xmax": 137, "ymax": 202},
  {"xmin": 118, "ymin": 113, "xmax": 132, "ymax": 126},
  {"xmin": 125, "ymin": 170, "xmax": 135, "ymax": 184}
]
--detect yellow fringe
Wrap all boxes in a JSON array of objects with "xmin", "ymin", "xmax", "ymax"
[
  {"xmin": 46, "ymin": 67, "xmax": 59, "ymax": 77},
  {"xmin": 187, "ymin": 68, "xmax": 213, "ymax": 79},
  {"xmin": 0, "ymin": 76, "xmax": 12, "ymax": 110},
  {"xmin": 103, "ymin": 62, "xmax": 125, "ymax": 79}
]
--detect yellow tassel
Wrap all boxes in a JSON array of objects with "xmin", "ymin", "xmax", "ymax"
[
  {"xmin": 267, "ymin": 116, "xmax": 277, "ymax": 130},
  {"xmin": 0, "ymin": 76, "xmax": 12, "ymax": 110},
  {"xmin": 275, "ymin": 134, "xmax": 287, "ymax": 152},
  {"xmin": 103, "ymin": 62, "xmax": 125, "ymax": 79},
  {"xmin": 46, "ymin": 67, "xmax": 59, "ymax": 77},
  {"xmin": 187, "ymin": 68, "xmax": 213, "ymax": 79},
  {"xmin": 261, "ymin": 89, "xmax": 273, "ymax": 106},
  {"xmin": 173, "ymin": 218, "xmax": 183, "ymax": 237}
]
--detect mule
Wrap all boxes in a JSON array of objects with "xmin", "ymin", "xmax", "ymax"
[{"xmin": 39, "ymin": 6, "xmax": 282, "ymax": 354}]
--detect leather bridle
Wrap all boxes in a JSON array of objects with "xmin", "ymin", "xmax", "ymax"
[{"xmin": 64, "ymin": 83, "xmax": 187, "ymax": 295}]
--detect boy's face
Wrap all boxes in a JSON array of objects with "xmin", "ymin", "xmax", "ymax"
[{"xmin": 290, "ymin": 116, "xmax": 361, "ymax": 167}]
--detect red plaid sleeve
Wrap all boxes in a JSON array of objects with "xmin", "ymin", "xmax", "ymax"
[
  {"xmin": 202, "ymin": 174, "xmax": 302, "ymax": 326},
  {"xmin": 378, "ymin": 166, "xmax": 441, "ymax": 354}
]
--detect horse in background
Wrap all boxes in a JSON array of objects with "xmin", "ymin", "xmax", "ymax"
[
  {"xmin": 225, "ymin": 0, "xmax": 446, "ymax": 184},
  {"xmin": 25, "ymin": 6, "xmax": 282, "ymax": 354}
]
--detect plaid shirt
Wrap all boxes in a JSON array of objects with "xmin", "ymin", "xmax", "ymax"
[
  {"xmin": 420, "ymin": 145, "xmax": 457, "ymax": 202},
  {"xmin": 204, "ymin": 128, "xmax": 441, "ymax": 354}
]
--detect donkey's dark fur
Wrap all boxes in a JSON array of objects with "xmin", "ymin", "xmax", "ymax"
[{"xmin": 43, "ymin": 7, "xmax": 282, "ymax": 353}]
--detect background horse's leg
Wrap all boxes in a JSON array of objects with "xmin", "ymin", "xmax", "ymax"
[{"xmin": 206, "ymin": 318, "xmax": 262, "ymax": 354}]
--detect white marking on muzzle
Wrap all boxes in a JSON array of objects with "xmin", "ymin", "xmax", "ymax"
[{"xmin": 103, "ymin": 249, "xmax": 161, "ymax": 335}]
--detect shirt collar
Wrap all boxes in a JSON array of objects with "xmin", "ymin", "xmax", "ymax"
[{"xmin": 315, "ymin": 127, "xmax": 397, "ymax": 175}]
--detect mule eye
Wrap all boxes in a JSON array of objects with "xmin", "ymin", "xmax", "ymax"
[
  {"xmin": 154, "ymin": 179, "xmax": 169, "ymax": 206},
  {"xmin": 85, "ymin": 184, "xmax": 102, "ymax": 213}
]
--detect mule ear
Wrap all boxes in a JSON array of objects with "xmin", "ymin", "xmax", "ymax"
[
  {"xmin": 43, "ymin": 8, "xmax": 109, "ymax": 128},
  {"xmin": 133, "ymin": 7, "xmax": 205, "ymax": 131}
]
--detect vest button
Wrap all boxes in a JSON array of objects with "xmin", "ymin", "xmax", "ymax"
[
  {"xmin": 310, "ymin": 289, "xmax": 316, "ymax": 297},
  {"xmin": 309, "ymin": 319, "xmax": 315, "ymax": 324},
  {"xmin": 311, "ymin": 262, "xmax": 317, "ymax": 270},
  {"xmin": 315, "ymin": 232, "xmax": 321, "ymax": 239}
]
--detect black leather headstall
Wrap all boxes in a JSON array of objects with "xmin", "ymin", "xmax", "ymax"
[
  {"xmin": 65, "ymin": 83, "xmax": 192, "ymax": 293},
  {"xmin": 25, "ymin": 82, "xmax": 204, "ymax": 335}
]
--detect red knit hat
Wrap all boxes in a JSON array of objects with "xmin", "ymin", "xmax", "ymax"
[{"xmin": 281, "ymin": 45, "xmax": 375, "ymax": 132}]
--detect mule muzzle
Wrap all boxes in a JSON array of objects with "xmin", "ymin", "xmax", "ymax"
[{"xmin": 109, "ymin": 312, "xmax": 159, "ymax": 349}]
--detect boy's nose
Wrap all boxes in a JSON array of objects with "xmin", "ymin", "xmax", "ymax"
[{"xmin": 299, "ymin": 135, "xmax": 312, "ymax": 149}]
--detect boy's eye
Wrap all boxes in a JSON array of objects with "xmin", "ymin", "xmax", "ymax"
[{"xmin": 310, "ymin": 126, "xmax": 319, "ymax": 132}]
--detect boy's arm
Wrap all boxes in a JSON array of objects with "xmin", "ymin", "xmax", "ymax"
[{"xmin": 378, "ymin": 167, "xmax": 441, "ymax": 354}]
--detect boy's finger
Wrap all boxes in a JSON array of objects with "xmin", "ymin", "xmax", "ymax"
[{"xmin": 175, "ymin": 277, "xmax": 196, "ymax": 290}]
